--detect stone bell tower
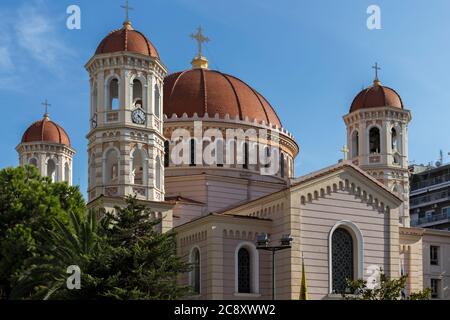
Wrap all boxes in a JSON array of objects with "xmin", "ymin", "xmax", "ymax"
[
  {"xmin": 85, "ymin": 16, "xmax": 167, "ymax": 205},
  {"xmin": 343, "ymin": 65, "xmax": 412, "ymax": 226}
]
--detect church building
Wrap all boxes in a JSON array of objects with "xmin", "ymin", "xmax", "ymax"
[{"xmin": 16, "ymin": 14, "xmax": 450, "ymax": 300}]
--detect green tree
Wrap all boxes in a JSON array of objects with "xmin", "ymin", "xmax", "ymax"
[
  {"xmin": 344, "ymin": 271, "xmax": 431, "ymax": 300},
  {"xmin": 13, "ymin": 196, "xmax": 191, "ymax": 300},
  {"xmin": 0, "ymin": 165, "xmax": 85, "ymax": 299}
]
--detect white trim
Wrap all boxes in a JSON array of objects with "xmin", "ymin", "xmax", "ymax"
[
  {"xmin": 328, "ymin": 220, "xmax": 364, "ymax": 294},
  {"xmin": 189, "ymin": 246, "xmax": 201, "ymax": 295},
  {"xmin": 234, "ymin": 241, "xmax": 260, "ymax": 294}
]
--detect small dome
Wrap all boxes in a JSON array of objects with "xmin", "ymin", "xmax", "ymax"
[
  {"xmin": 95, "ymin": 21, "xmax": 159, "ymax": 59},
  {"xmin": 164, "ymin": 68, "xmax": 282, "ymax": 127},
  {"xmin": 350, "ymin": 80, "xmax": 404, "ymax": 113},
  {"xmin": 21, "ymin": 114, "xmax": 71, "ymax": 146}
]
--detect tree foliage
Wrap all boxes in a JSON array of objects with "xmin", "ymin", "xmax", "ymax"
[
  {"xmin": 0, "ymin": 166, "xmax": 85, "ymax": 299},
  {"xmin": 343, "ymin": 271, "xmax": 431, "ymax": 300},
  {"xmin": 11, "ymin": 196, "xmax": 191, "ymax": 300}
]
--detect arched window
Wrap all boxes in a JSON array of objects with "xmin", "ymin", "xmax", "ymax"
[
  {"xmin": 47, "ymin": 159, "xmax": 56, "ymax": 182},
  {"xmin": 190, "ymin": 247, "xmax": 201, "ymax": 294},
  {"xmin": 237, "ymin": 248, "xmax": 251, "ymax": 293},
  {"xmin": 109, "ymin": 78, "xmax": 119, "ymax": 110},
  {"xmin": 264, "ymin": 146, "xmax": 271, "ymax": 168},
  {"xmin": 216, "ymin": 138, "xmax": 224, "ymax": 167},
  {"xmin": 104, "ymin": 148, "xmax": 119, "ymax": 185},
  {"xmin": 243, "ymin": 141, "xmax": 249, "ymax": 169},
  {"xmin": 164, "ymin": 141, "xmax": 170, "ymax": 167},
  {"xmin": 64, "ymin": 162, "xmax": 70, "ymax": 183},
  {"xmin": 369, "ymin": 127, "xmax": 380, "ymax": 154},
  {"xmin": 154, "ymin": 84, "xmax": 160, "ymax": 118},
  {"xmin": 89, "ymin": 159, "xmax": 96, "ymax": 187},
  {"xmin": 351, "ymin": 131, "xmax": 359, "ymax": 158},
  {"xmin": 92, "ymin": 82, "xmax": 98, "ymax": 113},
  {"xmin": 280, "ymin": 152, "xmax": 285, "ymax": 178},
  {"xmin": 155, "ymin": 155, "xmax": 162, "ymax": 190},
  {"xmin": 331, "ymin": 228, "xmax": 354, "ymax": 294},
  {"xmin": 29, "ymin": 158, "xmax": 38, "ymax": 167},
  {"xmin": 190, "ymin": 139, "xmax": 196, "ymax": 166},
  {"xmin": 391, "ymin": 127, "xmax": 398, "ymax": 151},
  {"xmin": 132, "ymin": 79, "xmax": 143, "ymax": 108},
  {"xmin": 131, "ymin": 149, "xmax": 144, "ymax": 185}
]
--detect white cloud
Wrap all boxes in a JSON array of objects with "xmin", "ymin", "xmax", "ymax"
[
  {"xmin": 14, "ymin": 2, "xmax": 71, "ymax": 70},
  {"xmin": 0, "ymin": 46, "xmax": 13, "ymax": 70}
]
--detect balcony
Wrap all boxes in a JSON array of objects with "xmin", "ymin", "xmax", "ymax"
[
  {"xmin": 411, "ymin": 173, "xmax": 450, "ymax": 192},
  {"xmin": 410, "ymin": 191, "xmax": 449, "ymax": 209},
  {"xmin": 411, "ymin": 211, "xmax": 450, "ymax": 227}
]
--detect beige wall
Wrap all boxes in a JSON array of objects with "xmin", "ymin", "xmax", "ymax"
[{"xmin": 422, "ymin": 229, "xmax": 450, "ymax": 300}]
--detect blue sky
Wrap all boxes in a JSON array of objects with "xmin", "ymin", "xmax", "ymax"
[{"xmin": 1, "ymin": 0, "xmax": 450, "ymax": 197}]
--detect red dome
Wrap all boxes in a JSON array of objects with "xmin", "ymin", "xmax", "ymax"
[
  {"xmin": 350, "ymin": 80, "xmax": 404, "ymax": 113},
  {"xmin": 21, "ymin": 115, "xmax": 71, "ymax": 146},
  {"xmin": 163, "ymin": 68, "xmax": 282, "ymax": 127},
  {"xmin": 95, "ymin": 22, "xmax": 159, "ymax": 59}
]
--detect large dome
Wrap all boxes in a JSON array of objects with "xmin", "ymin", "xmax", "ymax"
[
  {"xmin": 350, "ymin": 80, "xmax": 404, "ymax": 113},
  {"xmin": 95, "ymin": 21, "xmax": 159, "ymax": 59},
  {"xmin": 163, "ymin": 68, "xmax": 282, "ymax": 127},
  {"xmin": 21, "ymin": 114, "xmax": 71, "ymax": 146}
]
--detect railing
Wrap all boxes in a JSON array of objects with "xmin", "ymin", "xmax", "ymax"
[
  {"xmin": 410, "ymin": 191, "xmax": 449, "ymax": 207},
  {"xmin": 411, "ymin": 173, "xmax": 450, "ymax": 191},
  {"xmin": 411, "ymin": 212, "xmax": 450, "ymax": 226}
]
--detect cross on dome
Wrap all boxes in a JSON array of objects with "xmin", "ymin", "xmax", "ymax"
[
  {"xmin": 120, "ymin": 0, "xmax": 133, "ymax": 23},
  {"xmin": 42, "ymin": 99, "xmax": 51, "ymax": 119}
]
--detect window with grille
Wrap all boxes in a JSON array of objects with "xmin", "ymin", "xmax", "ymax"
[
  {"xmin": 332, "ymin": 228, "xmax": 354, "ymax": 294},
  {"xmin": 238, "ymin": 248, "xmax": 251, "ymax": 293}
]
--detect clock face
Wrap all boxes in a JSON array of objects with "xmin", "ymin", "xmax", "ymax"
[{"xmin": 132, "ymin": 108, "xmax": 146, "ymax": 125}]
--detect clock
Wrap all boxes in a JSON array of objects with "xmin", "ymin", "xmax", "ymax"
[{"xmin": 132, "ymin": 108, "xmax": 146, "ymax": 125}]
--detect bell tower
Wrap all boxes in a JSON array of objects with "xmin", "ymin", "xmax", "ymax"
[
  {"xmin": 343, "ymin": 65, "xmax": 412, "ymax": 226},
  {"xmin": 85, "ymin": 15, "xmax": 167, "ymax": 204}
]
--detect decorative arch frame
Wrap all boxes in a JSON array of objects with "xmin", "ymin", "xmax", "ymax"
[
  {"xmin": 129, "ymin": 145, "xmax": 149, "ymax": 186},
  {"xmin": 328, "ymin": 220, "xmax": 364, "ymax": 294},
  {"xmin": 234, "ymin": 241, "xmax": 260, "ymax": 294},
  {"xmin": 366, "ymin": 124, "xmax": 382, "ymax": 155},
  {"xmin": 129, "ymin": 74, "xmax": 148, "ymax": 111},
  {"xmin": 102, "ymin": 146, "xmax": 121, "ymax": 185},
  {"xmin": 104, "ymin": 74, "xmax": 122, "ymax": 111}
]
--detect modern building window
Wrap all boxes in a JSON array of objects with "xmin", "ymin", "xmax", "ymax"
[
  {"xmin": 332, "ymin": 228, "xmax": 354, "ymax": 294},
  {"xmin": 190, "ymin": 248, "xmax": 200, "ymax": 294},
  {"xmin": 237, "ymin": 247, "xmax": 251, "ymax": 293},
  {"xmin": 430, "ymin": 246, "xmax": 440, "ymax": 266},
  {"xmin": 430, "ymin": 279, "xmax": 440, "ymax": 299},
  {"xmin": 369, "ymin": 127, "xmax": 381, "ymax": 154}
]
